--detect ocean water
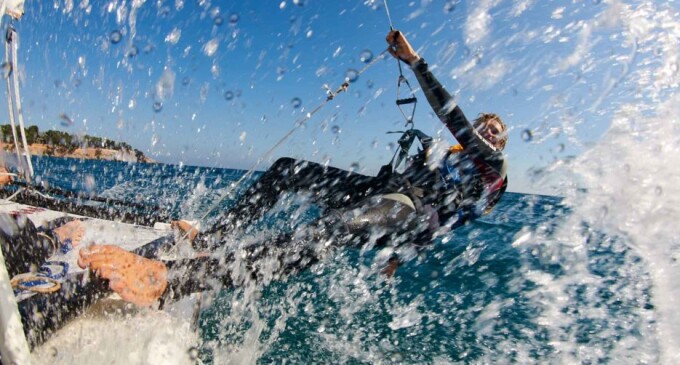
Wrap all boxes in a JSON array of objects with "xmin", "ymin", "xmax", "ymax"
[{"xmin": 20, "ymin": 156, "xmax": 661, "ymax": 364}]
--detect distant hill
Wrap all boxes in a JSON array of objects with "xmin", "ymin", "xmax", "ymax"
[{"xmin": 0, "ymin": 124, "xmax": 154, "ymax": 163}]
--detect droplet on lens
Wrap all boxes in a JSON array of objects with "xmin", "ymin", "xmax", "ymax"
[
  {"xmin": 345, "ymin": 69, "xmax": 359, "ymax": 83},
  {"xmin": 350, "ymin": 162, "xmax": 359, "ymax": 172},
  {"xmin": 153, "ymin": 101, "xmax": 163, "ymax": 112},
  {"xmin": 59, "ymin": 113, "xmax": 74, "ymax": 127},
  {"xmin": 521, "ymin": 129, "xmax": 533, "ymax": 142},
  {"xmin": 187, "ymin": 347, "xmax": 199, "ymax": 361},
  {"xmin": 654, "ymin": 186, "xmax": 663, "ymax": 196},
  {"xmin": 331, "ymin": 125, "xmax": 341, "ymax": 134},
  {"xmin": 110, "ymin": 30, "xmax": 122, "ymax": 44},
  {"xmin": 213, "ymin": 16, "xmax": 224, "ymax": 26},
  {"xmin": 359, "ymin": 49, "xmax": 373, "ymax": 63},
  {"xmin": 229, "ymin": 13, "xmax": 239, "ymax": 25},
  {"xmin": 293, "ymin": 0, "xmax": 305, "ymax": 6},
  {"xmin": 291, "ymin": 97, "xmax": 302, "ymax": 109},
  {"xmin": 182, "ymin": 77, "xmax": 190, "ymax": 86},
  {"xmin": 127, "ymin": 45, "xmax": 139, "ymax": 58},
  {"xmin": 0, "ymin": 62, "xmax": 12, "ymax": 79},
  {"xmin": 224, "ymin": 91, "xmax": 234, "ymax": 100},
  {"xmin": 444, "ymin": 1, "xmax": 458, "ymax": 13}
]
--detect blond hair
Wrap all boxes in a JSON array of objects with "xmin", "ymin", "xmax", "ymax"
[{"xmin": 473, "ymin": 113, "xmax": 507, "ymax": 150}]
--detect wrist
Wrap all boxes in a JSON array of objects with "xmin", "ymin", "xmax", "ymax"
[
  {"xmin": 410, "ymin": 56, "xmax": 425, "ymax": 69},
  {"xmin": 407, "ymin": 55, "xmax": 421, "ymax": 66}
]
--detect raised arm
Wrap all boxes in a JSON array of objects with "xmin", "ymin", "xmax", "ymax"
[{"xmin": 386, "ymin": 30, "xmax": 503, "ymax": 159}]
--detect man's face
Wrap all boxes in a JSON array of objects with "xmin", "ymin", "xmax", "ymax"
[{"xmin": 475, "ymin": 119, "xmax": 505, "ymax": 150}]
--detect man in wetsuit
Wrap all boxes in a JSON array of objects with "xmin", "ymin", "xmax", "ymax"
[{"xmin": 78, "ymin": 30, "xmax": 509, "ymax": 306}]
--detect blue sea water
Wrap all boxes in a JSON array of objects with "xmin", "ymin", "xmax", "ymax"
[{"xmin": 24, "ymin": 156, "xmax": 657, "ymax": 364}]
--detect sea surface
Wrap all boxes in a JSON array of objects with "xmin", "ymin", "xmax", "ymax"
[{"xmin": 20, "ymin": 155, "xmax": 660, "ymax": 364}]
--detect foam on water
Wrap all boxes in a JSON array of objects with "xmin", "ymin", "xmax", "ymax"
[
  {"xmin": 518, "ymin": 1, "xmax": 680, "ymax": 363},
  {"xmin": 31, "ymin": 298, "xmax": 199, "ymax": 365}
]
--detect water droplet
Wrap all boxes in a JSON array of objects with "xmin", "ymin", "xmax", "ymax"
[
  {"xmin": 230, "ymin": 12, "xmax": 240, "ymax": 25},
  {"xmin": 366, "ymin": 80, "xmax": 374, "ymax": 89},
  {"xmin": 291, "ymin": 97, "xmax": 302, "ymax": 109},
  {"xmin": 444, "ymin": 0, "xmax": 460, "ymax": 13},
  {"xmin": 345, "ymin": 68, "xmax": 359, "ymax": 83},
  {"xmin": 153, "ymin": 101, "xmax": 163, "ymax": 112},
  {"xmin": 331, "ymin": 125, "xmax": 341, "ymax": 134},
  {"xmin": 50, "ymin": 347, "xmax": 58, "ymax": 357},
  {"xmin": 235, "ymin": 89, "xmax": 242, "ymax": 97},
  {"xmin": 0, "ymin": 62, "xmax": 12, "ymax": 79},
  {"xmin": 182, "ymin": 77, "xmax": 191, "ymax": 86},
  {"xmin": 521, "ymin": 129, "xmax": 533, "ymax": 142},
  {"xmin": 84, "ymin": 175, "xmax": 96, "ymax": 192},
  {"xmin": 350, "ymin": 162, "xmax": 360, "ymax": 172},
  {"xmin": 261, "ymin": 114, "xmax": 267, "ymax": 122},
  {"xmin": 127, "ymin": 45, "xmax": 139, "ymax": 58},
  {"xmin": 187, "ymin": 347, "xmax": 199, "ymax": 361},
  {"xmin": 557, "ymin": 143, "xmax": 565, "ymax": 152},
  {"xmin": 359, "ymin": 49, "xmax": 373, "ymax": 63},
  {"xmin": 109, "ymin": 30, "xmax": 122, "ymax": 44},
  {"xmin": 203, "ymin": 38, "xmax": 219, "ymax": 57},
  {"xmin": 600, "ymin": 205, "xmax": 608, "ymax": 218},
  {"xmin": 151, "ymin": 134, "xmax": 159, "ymax": 146},
  {"xmin": 59, "ymin": 113, "xmax": 74, "ymax": 127},
  {"xmin": 165, "ymin": 28, "xmax": 181, "ymax": 44},
  {"xmin": 211, "ymin": 15, "xmax": 222, "ymax": 26},
  {"xmin": 224, "ymin": 91, "xmax": 234, "ymax": 100},
  {"xmin": 390, "ymin": 352, "xmax": 404, "ymax": 362},
  {"xmin": 239, "ymin": 131, "xmax": 246, "ymax": 142},
  {"xmin": 387, "ymin": 142, "xmax": 395, "ymax": 151},
  {"xmin": 293, "ymin": 0, "xmax": 305, "ymax": 6},
  {"xmin": 654, "ymin": 186, "xmax": 663, "ymax": 196}
]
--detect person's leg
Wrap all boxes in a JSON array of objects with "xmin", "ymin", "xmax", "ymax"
[
  {"xmin": 205, "ymin": 157, "xmax": 383, "ymax": 237},
  {"xmin": 78, "ymin": 194, "xmax": 427, "ymax": 305}
]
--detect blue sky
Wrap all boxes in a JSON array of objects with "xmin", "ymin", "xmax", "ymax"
[{"xmin": 1, "ymin": 0, "xmax": 633, "ymax": 194}]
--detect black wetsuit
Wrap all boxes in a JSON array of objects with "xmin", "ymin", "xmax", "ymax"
[
  {"xmin": 0, "ymin": 213, "xmax": 62, "ymax": 278},
  {"xmin": 160, "ymin": 58, "xmax": 508, "ymax": 302}
]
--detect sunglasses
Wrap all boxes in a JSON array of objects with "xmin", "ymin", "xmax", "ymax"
[{"xmin": 475, "ymin": 120, "xmax": 503, "ymax": 137}]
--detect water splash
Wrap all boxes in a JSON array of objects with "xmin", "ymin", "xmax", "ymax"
[{"xmin": 109, "ymin": 30, "xmax": 122, "ymax": 44}]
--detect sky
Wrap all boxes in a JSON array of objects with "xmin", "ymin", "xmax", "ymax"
[{"xmin": 0, "ymin": 0, "xmax": 640, "ymax": 195}]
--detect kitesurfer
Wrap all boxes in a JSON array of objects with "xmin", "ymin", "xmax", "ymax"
[{"xmin": 78, "ymin": 30, "xmax": 509, "ymax": 306}]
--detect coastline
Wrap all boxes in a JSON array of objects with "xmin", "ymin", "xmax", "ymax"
[{"xmin": 2, "ymin": 143, "xmax": 156, "ymax": 164}]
